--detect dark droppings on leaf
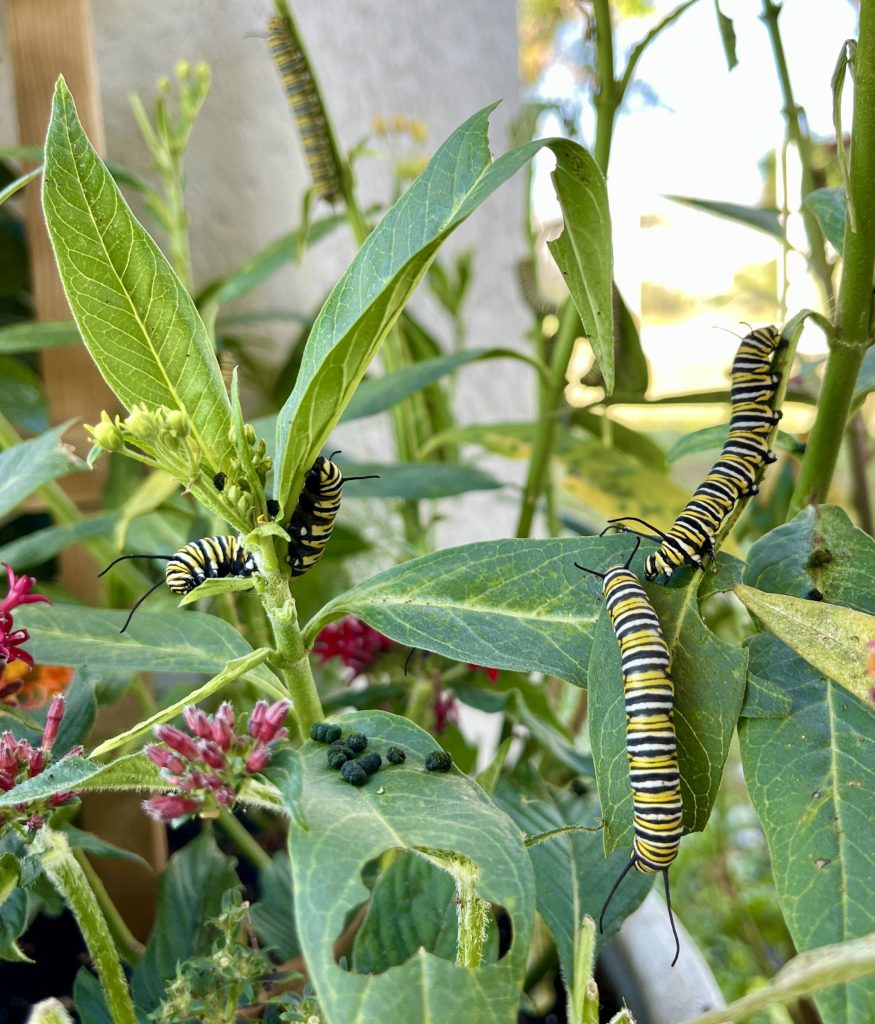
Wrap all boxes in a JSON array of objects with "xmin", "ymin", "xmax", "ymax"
[
  {"xmin": 358, "ymin": 752, "xmax": 382, "ymax": 775},
  {"xmin": 345, "ymin": 733, "xmax": 368, "ymax": 753},
  {"xmin": 425, "ymin": 750, "xmax": 452, "ymax": 772},
  {"xmin": 807, "ymin": 548, "xmax": 833, "ymax": 570},
  {"xmin": 805, "ymin": 588, "xmax": 824, "ymax": 601},
  {"xmin": 213, "ymin": 471, "xmax": 226, "ymax": 491},
  {"xmin": 327, "ymin": 746, "xmax": 354, "ymax": 769},
  {"xmin": 310, "ymin": 722, "xmax": 342, "ymax": 744},
  {"xmin": 386, "ymin": 746, "xmax": 406, "ymax": 764},
  {"xmin": 341, "ymin": 760, "xmax": 367, "ymax": 786},
  {"xmin": 266, "ymin": 498, "xmax": 280, "ymax": 518}
]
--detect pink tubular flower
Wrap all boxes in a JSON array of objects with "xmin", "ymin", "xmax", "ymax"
[
  {"xmin": 0, "ymin": 565, "xmax": 50, "ymax": 670},
  {"xmin": 313, "ymin": 617, "xmax": 395, "ymax": 675},
  {"xmin": 144, "ymin": 701, "xmax": 290, "ymax": 824},
  {"xmin": 0, "ymin": 696, "xmax": 78, "ymax": 834},
  {"xmin": 433, "ymin": 689, "xmax": 459, "ymax": 736}
]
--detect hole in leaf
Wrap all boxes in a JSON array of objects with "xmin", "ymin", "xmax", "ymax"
[{"xmin": 339, "ymin": 849, "xmax": 512, "ymax": 974}]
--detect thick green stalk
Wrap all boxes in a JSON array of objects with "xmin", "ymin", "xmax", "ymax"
[
  {"xmin": 788, "ymin": 1, "xmax": 875, "ymax": 516},
  {"xmin": 217, "ymin": 809, "xmax": 272, "ymax": 870},
  {"xmin": 73, "ymin": 850, "xmax": 144, "ymax": 967},
  {"xmin": 516, "ymin": 301, "xmax": 579, "ymax": 538},
  {"xmin": 253, "ymin": 538, "xmax": 323, "ymax": 736},
  {"xmin": 592, "ymin": 0, "xmax": 617, "ymax": 174},
  {"xmin": 36, "ymin": 829, "xmax": 137, "ymax": 1024},
  {"xmin": 761, "ymin": 0, "xmax": 835, "ymax": 309}
]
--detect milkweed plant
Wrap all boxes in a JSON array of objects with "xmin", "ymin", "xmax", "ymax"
[{"xmin": 0, "ymin": 1, "xmax": 874, "ymax": 1023}]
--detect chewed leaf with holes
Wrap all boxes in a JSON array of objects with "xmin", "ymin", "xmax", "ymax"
[
  {"xmin": 284, "ymin": 711, "xmax": 533, "ymax": 1024},
  {"xmin": 587, "ymin": 568, "xmax": 747, "ymax": 850},
  {"xmin": 42, "ymin": 78, "xmax": 233, "ymax": 472}
]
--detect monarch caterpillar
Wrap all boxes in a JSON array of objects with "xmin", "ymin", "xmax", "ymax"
[
  {"xmin": 99, "ymin": 536, "xmax": 257, "ymax": 633},
  {"xmin": 610, "ymin": 325, "xmax": 783, "ymax": 581},
  {"xmin": 267, "ymin": 14, "xmax": 342, "ymax": 202},
  {"xmin": 285, "ymin": 453, "xmax": 377, "ymax": 578},
  {"xmin": 575, "ymin": 538, "xmax": 682, "ymax": 965}
]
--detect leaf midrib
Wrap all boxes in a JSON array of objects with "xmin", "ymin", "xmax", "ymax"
[{"xmin": 56, "ymin": 89, "xmax": 213, "ymax": 458}]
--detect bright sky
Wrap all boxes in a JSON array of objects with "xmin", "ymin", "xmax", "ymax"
[{"xmin": 531, "ymin": 0, "xmax": 857, "ymax": 415}]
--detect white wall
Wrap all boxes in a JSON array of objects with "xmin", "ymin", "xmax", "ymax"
[{"xmin": 0, "ymin": 0, "xmax": 534, "ymax": 541}]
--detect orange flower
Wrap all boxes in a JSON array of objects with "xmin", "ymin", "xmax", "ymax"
[{"xmin": 0, "ymin": 661, "xmax": 74, "ymax": 709}]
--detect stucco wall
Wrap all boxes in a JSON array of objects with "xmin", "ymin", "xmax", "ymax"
[{"xmin": 0, "ymin": 0, "xmax": 532, "ymax": 540}]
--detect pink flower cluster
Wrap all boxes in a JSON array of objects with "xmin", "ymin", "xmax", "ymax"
[
  {"xmin": 143, "ymin": 699, "xmax": 291, "ymax": 822},
  {"xmin": 0, "ymin": 564, "xmax": 50, "ymax": 671},
  {"xmin": 0, "ymin": 696, "xmax": 79, "ymax": 833},
  {"xmin": 313, "ymin": 617, "xmax": 395, "ymax": 675}
]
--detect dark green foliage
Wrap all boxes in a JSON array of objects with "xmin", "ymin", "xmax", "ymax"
[{"xmin": 424, "ymin": 751, "xmax": 452, "ymax": 773}]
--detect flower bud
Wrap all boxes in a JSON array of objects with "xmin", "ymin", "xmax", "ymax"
[
  {"xmin": 145, "ymin": 744, "xmax": 186, "ymax": 775},
  {"xmin": 143, "ymin": 794, "xmax": 201, "ymax": 822},
  {"xmin": 244, "ymin": 424, "xmax": 256, "ymax": 445},
  {"xmin": 154, "ymin": 725, "xmax": 199, "ymax": 761},
  {"xmin": 42, "ymin": 697, "xmax": 65, "ymax": 751},
  {"xmin": 245, "ymin": 745, "xmax": 272, "ymax": 774},
  {"xmin": 183, "ymin": 706, "xmax": 213, "ymax": 740},
  {"xmin": 28, "ymin": 749, "xmax": 45, "ymax": 777},
  {"xmin": 26, "ymin": 814, "xmax": 44, "ymax": 832},
  {"xmin": 198, "ymin": 741, "xmax": 227, "ymax": 771},
  {"xmin": 89, "ymin": 411, "xmax": 125, "ymax": 452},
  {"xmin": 125, "ymin": 405, "xmax": 159, "ymax": 442},
  {"xmin": 259, "ymin": 700, "xmax": 291, "ymax": 743},
  {"xmin": 166, "ymin": 410, "xmax": 190, "ymax": 438},
  {"xmin": 248, "ymin": 702, "xmax": 267, "ymax": 739}
]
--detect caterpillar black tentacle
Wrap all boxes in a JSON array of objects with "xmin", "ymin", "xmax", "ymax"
[
  {"xmin": 575, "ymin": 538, "xmax": 683, "ymax": 966},
  {"xmin": 99, "ymin": 536, "xmax": 257, "ymax": 633},
  {"xmin": 610, "ymin": 325, "xmax": 783, "ymax": 582}
]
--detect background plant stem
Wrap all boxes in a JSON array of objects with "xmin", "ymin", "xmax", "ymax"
[
  {"xmin": 73, "ymin": 849, "xmax": 144, "ymax": 967},
  {"xmin": 788, "ymin": 0, "xmax": 875, "ymax": 516}
]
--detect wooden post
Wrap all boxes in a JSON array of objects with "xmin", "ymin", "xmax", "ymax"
[
  {"xmin": 6, "ymin": 0, "xmax": 116, "ymax": 519},
  {"xmin": 6, "ymin": 0, "xmax": 166, "ymax": 940}
]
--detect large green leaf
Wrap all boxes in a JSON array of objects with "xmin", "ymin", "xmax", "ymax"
[
  {"xmin": 0, "ymin": 754, "xmax": 161, "ymax": 807},
  {"xmin": 738, "ymin": 634, "xmax": 875, "ymax": 1024},
  {"xmin": 494, "ymin": 775, "xmax": 652, "ymax": 981},
  {"xmin": 273, "ymin": 107, "xmax": 612, "ymax": 513},
  {"xmin": 803, "ymin": 187, "xmax": 846, "ymax": 255},
  {"xmin": 303, "ymin": 537, "xmax": 624, "ymax": 685},
  {"xmin": 352, "ymin": 851, "xmax": 459, "ymax": 973},
  {"xmin": 131, "ymin": 833, "xmax": 240, "ymax": 1013},
  {"xmin": 0, "ymin": 514, "xmax": 113, "ymax": 571},
  {"xmin": 666, "ymin": 422, "xmax": 800, "ymax": 463},
  {"xmin": 745, "ymin": 505, "xmax": 875, "ymax": 613},
  {"xmin": 17, "ymin": 603, "xmax": 273, "ymax": 682},
  {"xmin": 587, "ymin": 560, "xmax": 747, "ymax": 848},
  {"xmin": 337, "ymin": 460, "xmax": 503, "ymax": 500},
  {"xmin": 0, "ymin": 356, "xmax": 49, "ymax": 433},
  {"xmin": 250, "ymin": 853, "xmax": 300, "ymax": 961},
  {"xmin": 42, "ymin": 78, "xmax": 233, "ymax": 472},
  {"xmin": 0, "ymin": 321, "xmax": 80, "ymax": 354},
  {"xmin": 666, "ymin": 194, "xmax": 782, "ymax": 238},
  {"xmin": 0, "ymin": 424, "xmax": 83, "ymax": 520},
  {"xmin": 735, "ymin": 584, "xmax": 875, "ymax": 703},
  {"xmin": 285, "ymin": 710, "xmax": 534, "ymax": 1024},
  {"xmin": 341, "ymin": 348, "xmax": 545, "ymax": 422}
]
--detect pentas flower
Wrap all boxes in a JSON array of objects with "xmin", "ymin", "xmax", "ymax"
[
  {"xmin": 0, "ymin": 696, "xmax": 81, "ymax": 835},
  {"xmin": 433, "ymin": 686, "xmax": 459, "ymax": 736},
  {"xmin": 313, "ymin": 617, "xmax": 395, "ymax": 675},
  {"xmin": 0, "ymin": 564, "xmax": 50, "ymax": 671},
  {"xmin": 143, "ymin": 699, "xmax": 291, "ymax": 822}
]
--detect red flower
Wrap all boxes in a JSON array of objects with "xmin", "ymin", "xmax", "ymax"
[
  {"xmin": 0, "ymin": 565, "xmax": 49, "ymax": 671},
  {"xmin": 467, "ymin": 663, "xmax": 499, "ymax": 683},
  {"xmin": 313, "ymin": 617, "xmax": 395, "ymax": 675}
]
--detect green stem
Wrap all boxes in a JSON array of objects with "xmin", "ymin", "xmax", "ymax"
[
  {"xmin": 72, "ymin": 849, "xmax": 144, "ymax": 967},
  {"xmin": 592, "ymin": 0, "xmax": 616, "ymax": 174},
  {"xmin": 217, "ymin": 809, "xmax": 272, "ymax": 871},
  {"xmin": 516, "ymin": 301, "xmax": 579, "ymax": 538},
  {"xmin": 253, "ymin": 540, "xmax": 323, "ymax": 737},
  {"xmin": 788, "ymin": 1, "xmax": 875, "ymax": 515},
  {"xmin": 36, "ymin": 829, "xmax": 137, "ymax": 1024},
  {"xmin": 162, "ymin": 171, "xmax": 193, "ymax": 292},
  {"xmin": 420, "ymin": 851, "xmax": 489, "ymax": 968},
  {"xmin": 761, "ymin": 0, "xmax": 835, "ymax": 309}
]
